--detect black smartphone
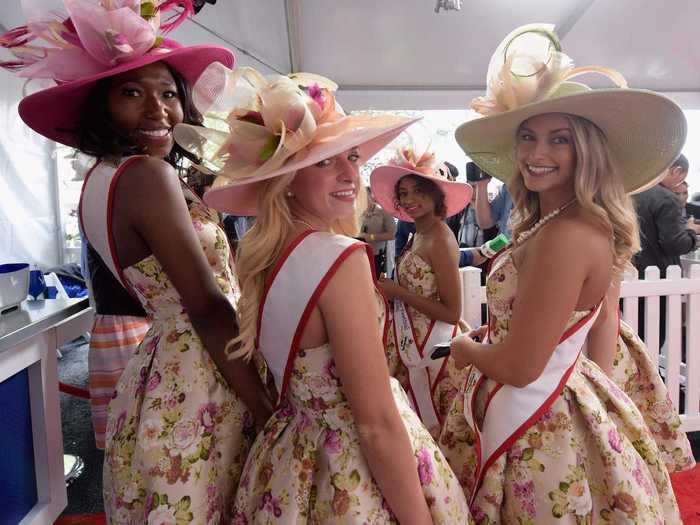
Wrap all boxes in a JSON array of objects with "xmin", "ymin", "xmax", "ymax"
[
  {"xmin": 465, "ymin": 162, "xmax": 490, "ymax": 183},
  {"xmin": 431, "ymin": 343, "xmax": 451, "ymax": 360}
]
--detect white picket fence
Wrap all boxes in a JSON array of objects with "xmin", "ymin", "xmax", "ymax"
[{"xmin": 459, "ymin": 264, "xmax": 700, "ymax": 432}]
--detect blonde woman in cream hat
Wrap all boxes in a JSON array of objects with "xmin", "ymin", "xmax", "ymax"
[
  {"xmin": 175, "ymin": 65, "xmax": 471, "ymax": 524},
  {"xmin": 438, "ymin": 24, "xmax": 684, "ymax": 522}
]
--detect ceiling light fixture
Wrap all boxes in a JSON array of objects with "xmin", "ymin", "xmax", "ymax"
[{"xmin": 435, "ymin": 0, "xmax": 463, "ymax": 13}]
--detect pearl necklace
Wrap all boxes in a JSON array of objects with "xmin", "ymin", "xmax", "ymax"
[{"xmin": 515, "ymin": 199, "xmax": 576, "ymax": 244}]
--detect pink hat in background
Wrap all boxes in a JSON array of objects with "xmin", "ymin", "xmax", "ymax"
[
  {"xmin": 173, "ymin": 64, "xmax": 420, "ymax": 215},
  {"xmin": 370, "ymin": 143, "xmax": 473, "ymax": 222},
  {"xmin": 1, "ymin": 0, "xmax": 234, "ymax": 147}
]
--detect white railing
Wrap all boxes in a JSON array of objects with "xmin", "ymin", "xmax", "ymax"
[{"xmin": 459, "ymin": 264, "xmax": 700, "ymax": 432}]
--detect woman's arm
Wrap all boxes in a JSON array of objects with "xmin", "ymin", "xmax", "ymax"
[
  {"xmin": 118, "ymin": 158, "xmax": 273, "ymax": 428},
  {"xmin": 379, "ymin": 228, "xmax": 462, "ymax": 324},
  {"xmin": 452, "ymin": 219, "xmax": 607, "ymax": 387},
  {"xmin": 585, "ymin": 278, "xmax": 620, "ymax": 376},
  {"xmin": 319, "ymin": 249, "xmax": 432, "ymax": 525}
]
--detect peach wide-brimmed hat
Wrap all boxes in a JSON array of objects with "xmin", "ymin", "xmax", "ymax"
[
  {"xmin": 173, "ymin": 63, "xmax": 420, "ymax": 215},
  {"xmin": 2, "ymin": 0, "xmax": 234, "ymax": 147},
  {"xmin": 370, "ymin": 143, "xmax": 473, "ymax": 222},
  {"xmin": 454, "ymin": 24, "xmax": 686, "ymax": 193}
]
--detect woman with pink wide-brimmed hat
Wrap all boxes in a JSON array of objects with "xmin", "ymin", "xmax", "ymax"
[
  {"xmin": 174, "ymin": 64, "xmax": 471, "ymax": 523},
  {"xmin": 369, "ymin": 143, "xmax": 473, "ymax": 437},
  {"xmin": 2, "ymin": 1, "xmax": 274, "ymax": 522}
]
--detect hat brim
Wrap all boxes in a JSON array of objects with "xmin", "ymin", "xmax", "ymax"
[
  {"xmin": 454, "ymin": 89, "xmax": 686, "ymax": 193},
  {"xmin": 203, "ymin": 116, "xmax": 421, "ymax": 215},
  {"xmin": 18, "ymin": 45, "xmax": 234, "ymax": 148},
  {"xmin": 370, "ymin": 166, "xmax": 473, "ymax": 222}
]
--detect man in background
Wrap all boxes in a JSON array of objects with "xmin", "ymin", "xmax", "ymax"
[{"xmin": 633, "ymin": 154, "xmax": 700, "ymax": 343}]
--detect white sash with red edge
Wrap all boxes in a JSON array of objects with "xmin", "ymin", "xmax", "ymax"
[
  {"xmin": 392, "ymin": 269, "xmax": 456, "ymax": 430},
  {"xmin": 463, "ymin": 304, "xmax": 601, "ymax": 504},
  {"xmin": 78, "ymin": 156, "xmax": 145, "ymax": 290},
  {"xmin": 257, "ymin": 232, "xmax": 368, "ymax": 400}
]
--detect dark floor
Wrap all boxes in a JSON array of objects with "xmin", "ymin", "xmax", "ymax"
[
  {"xmin": 58, "ymin": 339, "xmax": 104, "ymax": 515},
  {"xmin": 57, "ymin": 339, "xmax": 700, "ymax": 516}
]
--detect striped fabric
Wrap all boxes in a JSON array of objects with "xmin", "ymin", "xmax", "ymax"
[{"xmin": 88, "ymin": 314, "xmax": 150, "ymax": 449}]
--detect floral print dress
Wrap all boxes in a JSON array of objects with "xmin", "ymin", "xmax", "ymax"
[
  {"xmin": 609, "ymin": 320, "xmax": 695, "ymax": 473},
  {"xmin": 232, "ymin": 235, "xmax": 471, "ymax": 524},
  {"xmin": 385, "ymin": 250, "xmax": 467, "ymax": 434},
  {"xmin": 103, "ymin": 191, "xmax": 255, "ymax": 525},
  {"xmin": 438, "ymin": 252, "xmax": 682, "ymax": 524}
]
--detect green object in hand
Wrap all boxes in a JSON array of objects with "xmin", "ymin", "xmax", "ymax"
[{"xmin": 479, "ymin": 233, "xmax": 510, "ymax": 258}]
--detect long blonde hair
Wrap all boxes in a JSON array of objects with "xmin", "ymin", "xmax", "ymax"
[
  {"xmin": 509, "ymin": 114, "xmax": 640, "ymax": 274},
  {"xmin": 228, "ymin": 170, "xmax": 366, "ymax": 361}
]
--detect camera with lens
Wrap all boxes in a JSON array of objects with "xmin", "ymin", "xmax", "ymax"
[{"xmin": 465, "ymin": 161, "xmax": 491, "ymax": 183}]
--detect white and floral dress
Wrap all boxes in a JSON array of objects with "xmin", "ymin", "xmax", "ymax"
[
  {"xmin": 439, "ymin": 251, "xmax": 682, "ymax": 524},
  {"xmin": 103, "ymin": 193, "xmax": 255, "ymax": 525},
  {"xmin": 385, "ymin": 250, "xmax": 467, "ymax": 433},
  {"xmin": 232, "ymin": 231, "xmax": 471, "ymax": 524},
  {"xmin": 609, "ymin": 320, "xmax": 695, "ymax": 473}
]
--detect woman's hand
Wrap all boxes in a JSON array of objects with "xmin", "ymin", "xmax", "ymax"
[
  {"xmin": 469, "ymin": 324, "xmax": 488, "ymax": 341},
  {"xmin": 377, "ymin": 276, "xmax": 402, "ymax": 300},
  {"xmin": 450, "ymin": 332, "xmax": 482, "ymax": 369}
]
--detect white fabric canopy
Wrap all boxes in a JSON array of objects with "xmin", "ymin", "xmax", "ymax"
[{"xmin": 0, "ymin": 70, "xmax": 61, "ymax": 268}]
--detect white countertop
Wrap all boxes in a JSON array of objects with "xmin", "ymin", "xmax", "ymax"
[{"xmin": 0, "ymin": 297, "xmax": 90, "ymax": 352}]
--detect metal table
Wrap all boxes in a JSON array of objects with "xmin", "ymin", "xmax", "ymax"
[{"xmin": 0, "ymin": 297, "xmax": 93, "ymax": 525}]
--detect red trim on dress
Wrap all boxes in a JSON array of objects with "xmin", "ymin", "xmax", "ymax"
[
  {"xmin": 105, "ymin": 156, "xmax": 148, "ymax": 294},
  {"xmin": 77, "ymin": 159, "xmax": 100, "ymax": 237},
  {"xmin": 277, "ymin": 241, "xmax": 372, "ymax": 403},
  {"xmin": 469, "ymin": 304, "xmax": 600, "ymax": 501},
  {"xmin": 472, "ymin": 355, "xmax": 580, "ymax": 501}
]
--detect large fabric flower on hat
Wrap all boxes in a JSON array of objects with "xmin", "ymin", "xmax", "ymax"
[
  {"xmin": 175, "ymin": 63, "xmax": 386, "ymax": 187},
  {"xmin": 470, "ymin": 23, "xmax": 627, "ymax": 116},
  {"xmin": 0, "ymin": 0, "xmax": 195, "ymax": 83}
]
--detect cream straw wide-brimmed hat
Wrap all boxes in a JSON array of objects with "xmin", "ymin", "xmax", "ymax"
[{"xmin": 454, "ymin": 24, "xmax": 686, "ymax": 193}]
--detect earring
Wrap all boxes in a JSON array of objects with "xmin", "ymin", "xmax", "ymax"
[{"xmin": 286, "ymin": 190, "xmax": 294, "ymax": 198}]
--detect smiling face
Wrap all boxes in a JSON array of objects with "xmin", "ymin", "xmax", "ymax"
[
  {"xmin": 516, "ymin": 113, "xmax": 577, "ymax": 196},
  {"xmin": 289, "ymin": 148, "xmax": 361, "ymax": 224},
  {"xmin": 106, "ymin": 61, "xmax": 184, "ymax": 158},
  {"xmin": 395, "ymin": 175, "xmax": 444, "ymax": 220}
]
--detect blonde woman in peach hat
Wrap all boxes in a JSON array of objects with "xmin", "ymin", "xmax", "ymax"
[
  {"xmin": 175, "ymin": 65, "xmax": 471, "ymax": 524},
  {"xmin": 438, "ymin": 24, "xmax": 683, "ymax": 522}
]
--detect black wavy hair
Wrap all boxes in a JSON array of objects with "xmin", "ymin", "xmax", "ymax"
[
  {"xmin": 76, "ymin": 62, "xmax": 202, "ymax": 169},
  {"xmin": 393, "ymin": 174, "xmax": 447, "ymax": 218}
]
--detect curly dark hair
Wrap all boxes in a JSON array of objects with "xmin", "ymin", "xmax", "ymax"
[
  {"xmin": 393, "ymin": 174, "xmax": 447, "ymax": 218},
  {"xmin": 75, "ymin": 62, "xmax": 202, "ymax": 169}
]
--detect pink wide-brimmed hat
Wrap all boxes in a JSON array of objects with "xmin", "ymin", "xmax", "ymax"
[
  {"xmin": 1, "ymin": 0, "xmax": 234, "ymax": 147},
  {"xmin": 173, "ymin": 64, "xmax": 419, "ymax": 215},
  {"xmin": 370, "ymin": 145, "xmax": 473, "ymax": 222}
]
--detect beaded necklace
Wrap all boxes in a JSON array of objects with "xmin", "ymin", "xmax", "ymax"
[{"xmin": 515, "ymin": 199, "xmax": 576, "ymax": 244}]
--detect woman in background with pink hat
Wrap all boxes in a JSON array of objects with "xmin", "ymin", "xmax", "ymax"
[
  {"xmin": 3, "ymin": 1, "xmax": 274, "ymax": 522},
  {"xmin": 175, "ymin": 65, "xmax": 471, "ymax": 523},
  {"xmin": 438, "ymin": 24, "xmax": 684, "ymax": 522},
  {"xmin": 370, "ymin": 144, "xmax": 473, "ymax": 437}
]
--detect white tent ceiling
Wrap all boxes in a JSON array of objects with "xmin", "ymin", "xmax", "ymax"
[{"xmin": 1, "ymin": 0, "xmax": 699, "ymax": 110}]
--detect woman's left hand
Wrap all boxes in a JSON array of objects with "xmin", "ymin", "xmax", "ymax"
[{"xmin": 377, "ymin": 276, "xmax": 401, "ymax": 300}]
